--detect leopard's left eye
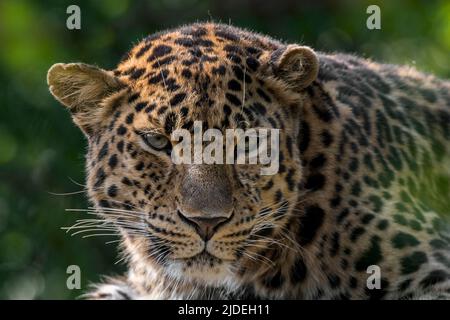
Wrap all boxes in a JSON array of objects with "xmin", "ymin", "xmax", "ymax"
[{"xmin": 141, "ymin": 132, "xmax": 170, "ymax": 151}]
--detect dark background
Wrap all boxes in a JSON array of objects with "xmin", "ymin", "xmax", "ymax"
[{"xmin": 0, "ymin": 0, "xmax": 448, "ymax": 299}]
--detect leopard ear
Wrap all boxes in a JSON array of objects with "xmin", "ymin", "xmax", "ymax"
[
  {"xmin": 47, "ymin": 63, "xmax": 124, "ymax": 134},
  {"xmin": 270, "ymin": 45, "xmax": 319, "ymax": 89}
]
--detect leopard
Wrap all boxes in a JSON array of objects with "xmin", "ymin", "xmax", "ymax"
[{"xmin": 47, "ymin": 22, "xmax": 450, "ymax": 300}]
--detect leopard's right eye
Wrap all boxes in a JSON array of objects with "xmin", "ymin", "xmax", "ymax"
[{"xmin": 140, "ymin": 132, "xmax": 171, "ymax": 151}]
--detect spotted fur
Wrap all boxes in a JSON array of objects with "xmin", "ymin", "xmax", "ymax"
[{"xmin": 47, "ymin": 23, "xmax": 450, "ymax": 300}]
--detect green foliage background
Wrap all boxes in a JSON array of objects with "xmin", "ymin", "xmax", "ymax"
[{"xmin": 0, "ymin": 0, "xmax": 448, "ymax": 299}]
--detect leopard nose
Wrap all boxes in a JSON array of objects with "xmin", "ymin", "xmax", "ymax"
[{"xmin": 177, "ymin": 211, "xmax": 230, "ymax": 241}]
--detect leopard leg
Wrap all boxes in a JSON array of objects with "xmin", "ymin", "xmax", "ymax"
[{"xmin": 82, "ymin": 276, "xmax": 137, "ymax": 300}]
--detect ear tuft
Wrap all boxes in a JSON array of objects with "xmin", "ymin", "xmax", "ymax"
[
  {"xmin": 271, "ymin": 45, "xmax": 319, "ymax": 89},
  {"xmin": 47, "ymin": 63, "xmax": 123, "ymax": 112}
]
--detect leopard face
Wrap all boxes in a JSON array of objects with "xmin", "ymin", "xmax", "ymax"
[{"xmin": 47, "ymin": 23, "xmax": 319, "ymax": 285}]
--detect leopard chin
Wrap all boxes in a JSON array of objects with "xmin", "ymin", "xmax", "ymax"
[{"xmin": 165, "ymin": 253, "xmax": 236, "ymax": 284}]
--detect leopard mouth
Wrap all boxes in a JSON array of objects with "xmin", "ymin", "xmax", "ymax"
[
  {"xmin": 175, "ymin": 249, "xmax": 219, "ymax": 263},
  {"xmin": 177, "ymin": 248, "xmax": 235, "ymax": 266},
  {"xmin": 189, "ymin": 250, "xmax": 219, "ymax": 261}
]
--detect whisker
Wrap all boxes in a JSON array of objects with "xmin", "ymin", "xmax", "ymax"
[
  {"xmin": 47, "ymin": 190, "xmax": 86, "ymax": 196},
  {"xmin": 82, "ymin": 233, "xmax": 121, "ymax": 238},
  {"xmin": 68, "ymin": 176, "xmax": 87, "ymax": 188},
  {"xmin": 156, "ymin": 59, "xmax": 174, "ymax": 112},
  {"xmin": 69, "ymin": 228, "xmax": 123, "ymax": 237},
  {"xmin": 66, "ymin": 208, "xmax": 144, "ymax": 219},
  {"xmin": 105, "ymin": 239, "xmax": 122, "ymax": 245}
]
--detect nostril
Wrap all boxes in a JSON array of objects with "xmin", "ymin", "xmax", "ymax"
[{"xmin": 177, "ymin": 210, "xmax": 231, "ymax": 241}]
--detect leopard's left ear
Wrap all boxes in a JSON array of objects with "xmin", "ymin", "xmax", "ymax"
[
  {"xmin": 47, "ymin": 63, "xmax": 124, "ymax": 112},
  {"xmin": 269, "ymin": 45, "xmax": 319, "ymax": 89},
  {"xmin": 47, "ymin": 63, "xmax": 125, "ymax": 135}
]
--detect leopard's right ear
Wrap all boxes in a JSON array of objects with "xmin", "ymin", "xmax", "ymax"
[
  {"xmin": 47, "ymin": 63, "xmax": 125, "ymax": 134},
  {"xmin": 262, "ymin": 45, "xmax": 319, "ymax": 91}
]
